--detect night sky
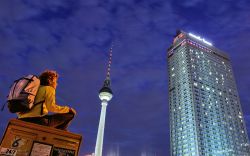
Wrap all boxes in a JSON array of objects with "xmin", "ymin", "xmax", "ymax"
[{"xmin": 0, "ymin": 0, "xmax": 250, "ymax": 156}]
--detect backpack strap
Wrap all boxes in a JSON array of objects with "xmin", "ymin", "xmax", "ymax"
[
  {"xmin": 1, "ymin": 101, "xmax": 7, "ymax": 111},
  {"xmin": 33, "ymin": 100, "xmax": 45, "ymax": 115},
  {"xmin": 41, "ymin": 102, "xmax": 43, "ymax": 115}
]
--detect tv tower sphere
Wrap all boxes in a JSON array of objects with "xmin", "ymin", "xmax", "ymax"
[{"xmin": 99, "ymin": 79, "xmax": 113, "ymax": 101}]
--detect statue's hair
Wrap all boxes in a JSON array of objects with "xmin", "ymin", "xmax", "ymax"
[{"xmin": 39, "ymin": 70, "xmax": 58, "ymax": 87}]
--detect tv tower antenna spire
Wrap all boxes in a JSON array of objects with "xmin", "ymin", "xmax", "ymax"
[
  {"xmin": 106, "ymin": 43, "xmax": 113, "ymax": 80},
  {"xmin": 94, "ymin": 43, "xmax": 114, "ymax": 156}
]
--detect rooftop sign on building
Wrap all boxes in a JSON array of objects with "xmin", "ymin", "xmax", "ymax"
[{"xmin": 188, "ymin": 33, "xmax": 213, "ymax": 46}]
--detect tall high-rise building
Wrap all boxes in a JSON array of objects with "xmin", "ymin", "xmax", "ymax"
[{"xmin": 167, "ymin": 30, "xmax": 250, "ymax": 156}]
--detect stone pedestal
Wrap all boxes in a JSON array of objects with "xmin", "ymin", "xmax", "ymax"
[{"xmin": 0, "ymin": 119, "xmax": 82, "ymax": 156}]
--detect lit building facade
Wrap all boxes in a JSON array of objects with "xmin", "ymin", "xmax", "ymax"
[{"xmin": 167, "ymin": 30, "xmax": 250, "ymax": 156}]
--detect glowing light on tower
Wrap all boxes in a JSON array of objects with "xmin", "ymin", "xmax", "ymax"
[{"xmin": 94, "ymin": 44, "xmax": 113, "ymax": 156}]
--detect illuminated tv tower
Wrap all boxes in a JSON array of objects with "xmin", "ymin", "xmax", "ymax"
[{"xmin": 94, "ymin": 44, "xmax": 113, "ymax": 156}]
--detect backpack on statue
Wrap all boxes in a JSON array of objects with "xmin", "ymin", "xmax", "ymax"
[{"xmin": 6, "ymin": 75, "xmax": 41, "ymax": 113}]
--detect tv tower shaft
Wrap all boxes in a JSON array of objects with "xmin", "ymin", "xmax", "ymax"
[{"xmin": 94, "ymin": 100, "xmax": 108, "ymax": 156}]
